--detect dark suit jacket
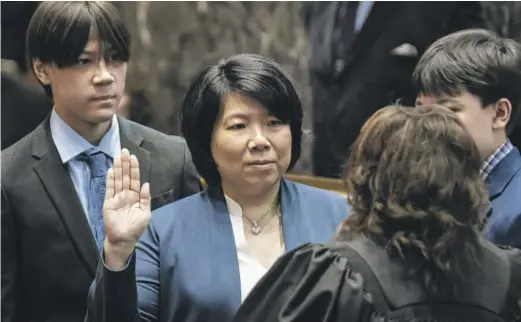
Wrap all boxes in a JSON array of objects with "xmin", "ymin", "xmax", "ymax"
[
  {"xmin": 85, "ymin": 179, "xmax": 350, "ymax": 322},
  {"xmin": 1, "ymin": 74, "xmax": 52, "ymax": 150},
  {"xmin": 482, "ymin": 147, "xmax": 521, "ymax": 248},
  {"xmin": 1, "ymin": 116, "xmax": 201, "ymax": 322},
  {"xmin": 303, "ymin": 2, "xmax": 484, "ymax": 177}
]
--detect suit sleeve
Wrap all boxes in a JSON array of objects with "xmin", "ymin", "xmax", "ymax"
[
  {"xmin": 233, "ymin": 244, "xmax": 366, "ymax": 322},
  {"xmin": 85, "ymin": 222, "xmax": 161, "ymax": 322},
  {"xmin": 1, "ymin": 186, "xmax": 18, "ymax": 322},
  {"xmin": 180, "ymin": 139, "xmax": 202, "ymax": 198}
]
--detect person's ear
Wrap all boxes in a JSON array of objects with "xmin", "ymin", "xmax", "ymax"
[
  {"xmin": 492, "ymin": 98, "xmax": 512, "ymax": 131},
  {"xmin": 32, "ymin": 59, "xmax": 52, "ymax": 85}
]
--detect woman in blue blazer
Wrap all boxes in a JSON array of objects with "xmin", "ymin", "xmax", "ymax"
[{"xmin": 86, "ymin": 54, "xmax": 350, "ymax": 322}]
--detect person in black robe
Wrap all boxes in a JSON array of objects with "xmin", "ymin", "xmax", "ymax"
[{"xmin": 234, "ymin": 103, "xmax": 521, "ymax": 322}]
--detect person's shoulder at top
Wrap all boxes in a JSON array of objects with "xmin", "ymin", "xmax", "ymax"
[
  {"xmin": 119, "ymin": 118, "xmax": 188, "ymax": 151},
  {"xmin": 1, "ymin": 120, "xmax": 48, "ymax": 180},
  {"xmin": 149, "ymin": 189, "xmax": 213, "ymax": 221}
]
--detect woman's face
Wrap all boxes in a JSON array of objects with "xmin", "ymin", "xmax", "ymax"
[{"xmin": 211, "ymin": 92, "xmax": 292, "ymax": 193}]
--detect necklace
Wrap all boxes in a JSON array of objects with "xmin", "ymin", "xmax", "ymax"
[{"xmin": 242, "ymin": 203, "xmax": 281, "ymax": 235}]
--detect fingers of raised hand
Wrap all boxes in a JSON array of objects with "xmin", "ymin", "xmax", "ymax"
[
  {"xmin": 105, "ymin": 168, "xmax": 115, "ymax": 200},
  {"xmin": 139, "ymin": 182, "xmax": 151, "ymax": 212},
  {"xmin": 121, "ymin": 149, "xmax": 131, "ymax": 191},
  {"xmin": 114, "ymin": 150, "xmax": 123, "ymax": 193},
  {"xmin": 129, "ymin": 155, "xmax": 141, "ymax": 193}
]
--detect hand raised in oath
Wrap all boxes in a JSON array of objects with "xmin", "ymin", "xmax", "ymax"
[{"xmin": 103, "ymin": 148, "xmax": 151, "ymax": 270}]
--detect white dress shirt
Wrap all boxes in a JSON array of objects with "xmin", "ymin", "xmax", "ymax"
[{"xmin": 224, "ymin": 194, "xmax": 286, "ymax": 302}]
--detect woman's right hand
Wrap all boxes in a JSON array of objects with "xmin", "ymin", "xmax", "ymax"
[{"xmin": 102, "ymin": 148, "xmax": 151, "ymax": 270}]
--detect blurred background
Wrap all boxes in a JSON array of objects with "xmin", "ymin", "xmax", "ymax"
[{"xmin": 2, "ymin": 1, "xmax": 520, "ymax": 175}]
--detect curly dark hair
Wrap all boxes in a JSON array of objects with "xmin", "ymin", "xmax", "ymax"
[{"xmin": 338, "ymin": 103, "xmax": 489, "ymax": 292}]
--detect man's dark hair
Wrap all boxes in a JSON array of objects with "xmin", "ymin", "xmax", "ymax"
[
  {"xmin": 180, "ymin": 53, "xmax": 304, "ymax": 186},
  {"xmin": 413, "ymin": 28, "xmax": 521, "ymax": 134},
  {"xmin": 26, "ymin": 1, "xmax": 131, "ymax": 97}
]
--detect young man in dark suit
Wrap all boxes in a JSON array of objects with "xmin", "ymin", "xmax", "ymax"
[
  {"xmin": 1, "ymin": 2, "xmax": 201, "ymax": 322},
  {"xmin": 414, "ymin": 29, "xmax": 521, "ymax": 248},
  {"xmin": 302, "ymin": 1, "xmax": 484, "ymax": 178}
]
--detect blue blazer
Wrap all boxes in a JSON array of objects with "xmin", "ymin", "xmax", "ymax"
[
  {"xmin": 86, "ymin": 179, "xmax": 350, "ymax": 322},
  {"xmin": 482, "ymin": 147, "xmax": 521, "ymax": 248}
]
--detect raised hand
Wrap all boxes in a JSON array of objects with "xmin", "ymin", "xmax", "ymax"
[{"xmin": 103, "ymin": 149, "xmax": 151, "ymax": 269}]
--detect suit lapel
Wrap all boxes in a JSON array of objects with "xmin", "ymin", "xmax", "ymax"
[
  {"xmin": 486, "ymin": 148, "xmax": 521, "ymax": 200},
  {"xmin": 206, "ymin": 187, "xmax": 242, "ymax": 310},
  {"xmin": 279, "ymin": 179, "xmax": 308, "ymax": 251},
  {"xmin": 32, "ymin": 119, "xmax": 98, "ymax": 276},
  {"xmin": 118, "ymin": 118, "xmax": 150, "ymax": 186}
]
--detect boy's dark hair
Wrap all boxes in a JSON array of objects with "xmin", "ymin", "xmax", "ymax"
[
  {"xmin": 26, "ymin": 1, "xmax": 131, "ymax": 97},
  {"xmin": 413, "ymin": 28, "xmax": 521, "ymax": 134}
]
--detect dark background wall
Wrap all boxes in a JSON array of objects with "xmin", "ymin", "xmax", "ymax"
[
  {"xmin": 113, "ymin": 1, "xmax": 521, "ymax": 175},
  {"xmin": 113, "ymin": 1, "xmax": 314, "ymax": 174},
  {"xmin": 3, "ymin": 1, "xmax": 520, "ymax": 173}
]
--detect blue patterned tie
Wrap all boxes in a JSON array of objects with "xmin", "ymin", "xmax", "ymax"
[{"xmin": 79, "ymin": 148, "xmax": 109, "ymax": 254}]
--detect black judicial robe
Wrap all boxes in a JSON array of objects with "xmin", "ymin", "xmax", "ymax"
[{"xmin": 234, "ymin": 236, "xmax": 521, "ymax": 321}]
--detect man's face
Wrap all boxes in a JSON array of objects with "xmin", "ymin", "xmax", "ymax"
[
  {"xmin": 36, "ymin": 39, "xmax": 127, "ymax": 128},
  {"xmin": 416, "ymin": 92, "xmax": 498, "ymax": 159}
]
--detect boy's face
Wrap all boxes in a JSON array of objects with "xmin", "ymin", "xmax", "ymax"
[
  {"xmin": 416, "ymin": 92, "xmax": 498, "ymax": 160},
  {"xmin": 36, "ymin": 39, "xmax": 127, "ymax": 127}
]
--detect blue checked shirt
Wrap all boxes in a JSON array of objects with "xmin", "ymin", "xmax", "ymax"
[{"xmin": 480, "ymin": 139, "xmax": 514, "ymax": 181}]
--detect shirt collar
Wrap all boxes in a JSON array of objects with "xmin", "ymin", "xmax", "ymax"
[
  {"xmin": 50, "ymin": 109, "xmax": 121, "ymax": 164},
  {"xmin": 224, "ymin": 194, "xmax": 243, "ymax": 217},
  {"xmin": 480, "ymin": 139, "xmax": 514, "ymax": 181}
]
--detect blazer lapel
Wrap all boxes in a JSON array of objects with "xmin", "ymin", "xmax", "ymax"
[
  {"xmin": 205, "ymin": 187, "xmax": 242, "ymax": 310},
  {"xmin": 486, "ymin": 148, "xmax": 521, "ymax": 200},
  {"xmin": 118, "ymin": 118, "xmax": 150, "ymax": 186},
  {"xmin": 32, "ymin": 119, "xmax": 98, "ymax": 276},
  {"xmin": 279, "ymin": 179, "xmax": 309, "ymax": 251}
]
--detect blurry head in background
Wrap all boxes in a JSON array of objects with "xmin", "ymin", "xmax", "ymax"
[
  {"xmin": 339, "ymin": 103, "xmax": 488, "ymax": 290},
  {"xmin": 180, "ymin": 53, "xmax": 303, "ymax": 199},
  {"xmin": 26, "ymin": 1, "xmax": 131, "ymax": 141},
  {"xmin": 1, "ymin": 2, "xmax": 41, "ymax": 86},
  {"xmin": 116, "ymin": 92, "xmax": 132, "ymax": 119},
  {"xmin": 413, "ymin": 28, "xmax": 521, "ymax": 160},
  {"xmin": 116, "ymin": 90, "xmax": 152, "ymax": 126}
]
